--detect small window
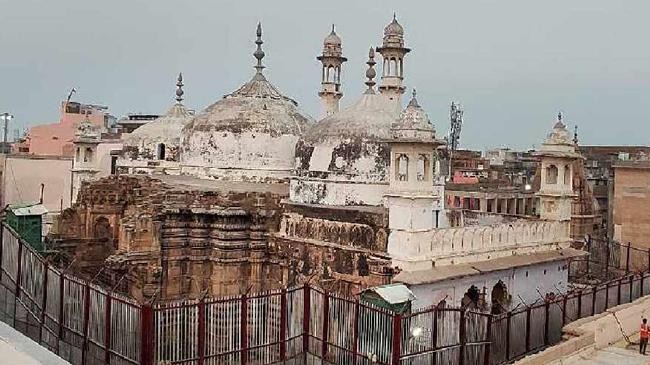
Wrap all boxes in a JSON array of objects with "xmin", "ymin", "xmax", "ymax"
[
  {"xmin": 84, "ymin": 147, "xmax": 93, "ymax": 162},
  {"xmin": 564, "ymin": 165, "xmax": 571, "ymax": 185},
  {"xmin": 417, "ymin": 154, "xmax": 429, "ymax": 181},
  {"xmin": 546, "ymin": 165, "xmax": 558, "ymax": 184},
  {"xmin": 396, "ymin": 154, "xmax": 408, "ymax": 181}
]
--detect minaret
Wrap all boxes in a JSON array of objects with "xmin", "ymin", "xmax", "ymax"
[
  {"xmin": 317, "ymin": 25, "xmax": 347, "ymax": 118},
  {"xmin": 385, "ymin": 89, "xmax": 445, "ymax": 271},
  {"xmin": 534, "ymin": 112, "xmax": 581, "ymax": 222},
  {"xmin": 71, "ymin": 113, "xmax": 101, "ymax": 203},
  {"xmin": 376, "ymin": 14, "xmax": 411, "ymax": 103}
]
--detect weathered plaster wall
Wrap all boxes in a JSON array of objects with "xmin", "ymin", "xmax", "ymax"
[
  {"xmin": 181, "ymin": 131, "xmax": 299, "ymax": 182},
  {"xmin": 2, "ymin": 155, "xmax": 73, "ymax": 212},
  {"xmin": 407, "ymin": 260, "xmax": 569, "ymax": 310}
]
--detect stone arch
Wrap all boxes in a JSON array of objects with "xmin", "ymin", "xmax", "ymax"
[
  {"xmin": 375, "ymin": 229, "xmax": 388, "ymax": 251},
  {"xmin": 452, "ymin": 229, "xmax": 465, "ymax": 251},
  {"xmin": 362, "ymin": 227, "xmax": 375, "ymax": 249},
  {"xmin": 350, "ymin": 226, "xmax": 363, "ymax": 246},
  {"xmin": 506, "ymin": 225, "xmax": 516, "ymax": 245},
  {"xmin": 462, "ymin": 228, "xmax": 476, "ymax": 251},
  {"xmin": 480, "ymin": 227, "xmax": 492, "ymax": 249},
  {"xmin": 327, "ymin": 225, "xmax": 340, "ymax": 243}
]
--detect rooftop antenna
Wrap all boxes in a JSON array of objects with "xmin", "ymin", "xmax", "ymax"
[{"xmin": 449, "ymin": 101, "xmax": 463, "ymax": 151}]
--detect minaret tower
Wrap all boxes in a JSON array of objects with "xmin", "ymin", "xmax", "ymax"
[
  {"xmin": 71, "ymin": 113, "xmax": 101, "ymax": 203},
  {"xmin": 376, "ymin": 14, "xmax": 411, "ymax": 103},
  {"xmin": 317, "ymin": 25, "xmax": 347, "ymax": 118},
  {"xmin": 385, "ymin": 90, "xmax": 446, "ymax": 270},
  {"xmin": 534, "ymin": 112, "xmax": 581, "ymax": 223}
]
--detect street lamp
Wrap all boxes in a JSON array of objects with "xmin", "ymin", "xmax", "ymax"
[{"xmin": 0, "ymin": 112, "xmax": 14, "ymax": 153}]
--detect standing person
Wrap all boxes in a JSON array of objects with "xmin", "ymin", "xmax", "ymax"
[{"xmin": 641, "ymin": 318, "xmax": 649, "ymax": 355}]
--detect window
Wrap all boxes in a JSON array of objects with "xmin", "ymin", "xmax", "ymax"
[
  {"xmin": 546, "ymin": 164, "xmax": 558, "ymax": 184},
  {"xmin": 417, "ymin": 154, "xmax": 429, "ymax": 181},
  {"xmin": 75, "ymin": 148, "xmax": 80, "ymax": 162},
  {"xmin": 564, "ymin": 165, "xmax": 571, "ymax": 185},
  {"xmin": 84, "ymin": 147, "xmax": 93, "ymax": 162},
  {"xmin": 396, "ymin": 154, "xmax": 408, "ymax": 181}
]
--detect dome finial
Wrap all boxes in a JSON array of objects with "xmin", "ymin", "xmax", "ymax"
[
  {"xmin": 364, "ymin": 47, "xmax": 377, "ymax": 94},
  {"xmin": 254, "ymin": 22, "xmax": 266, "ymax": 74},
  {"xmin": 393, "ymin": 12, "xmax": 397, "ymax": 21},
  {"xmin": 408, "ymin": 88, "xmax": 419, "ymax": 107},
  {"xmin": 175, "ymin": 72, "xmax": 184, "ymax": 103},
  {"xmin": 331, "ymin": 23, "xmax": 335, "ymax": 33}
]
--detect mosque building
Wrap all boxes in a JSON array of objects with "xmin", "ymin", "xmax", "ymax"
[{"xmin": 54, "ymin": 17, "xmax": 586, "ymax": 311}]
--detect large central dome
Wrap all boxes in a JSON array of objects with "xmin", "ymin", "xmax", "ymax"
[{"xmin": 181, "ymin": 24, "xmax": 312, "ymax": 182}]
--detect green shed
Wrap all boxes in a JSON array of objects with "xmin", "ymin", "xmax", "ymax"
[
  {"xmin": 5, "ymin": 203, "xmax": 48, "ymax": 251},
  {"xmin": 360, "ymin": 283, "xmax": 416, "ymax": 314}
]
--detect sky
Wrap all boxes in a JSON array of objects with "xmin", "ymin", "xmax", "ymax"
[{"xmin": 0, "ymin": 0, "xmax": 649, "ymax": 150}]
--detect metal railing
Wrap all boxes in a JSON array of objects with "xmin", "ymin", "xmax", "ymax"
[{"xmin": 2, "ymin": 222, "xmax": 650, "ymax": 365}]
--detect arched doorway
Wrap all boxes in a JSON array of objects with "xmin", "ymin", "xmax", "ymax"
[
  {"xmin": 491, "ymin": 280, "xmax": 510, "ymax": 314},
  {"xmin": 461, "ymin": 285, "xmax": 481, "ymax": 310}
]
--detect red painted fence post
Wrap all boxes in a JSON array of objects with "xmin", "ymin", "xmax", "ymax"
[
  {"xmin": 140, "ymin": 304, "xmax": 154, "ymax": 365},
  {"xmin": 39, "ymin": 262, "xmax": 49, "ymax": 344},
  {"xmin": 13, "ymin": 238, "xmax": 23, "ymax": 327},
  {"xmin": 626, "ymin": 242, "xmax": 631, "ymax": 274},
  {"xmin": 321, "ymin": 292, "xmax": 329, "ymax": 360},
  {"xmin": 241, "ymin": 294, "xmax": 248, "ymax": 365},
  {"xmin": 352, "ymin": 300, "xmax": 359, "ymax": 365},
  {"xmin": 81, "ymin": 283, "xmax": 91, "ymax": 365},
  {"xmin": 104, "ymin": 293, "xmax": 112, "ymax": 365},
  {"xmin": 525, "ymin": 306, "xmax": 532, "ymax": 352},
  {"xmin": 279, "ymin": 289, "xmax": 287, "ymax": 361},
  {"xmin": 198, "ymin": 299, "xmax": 205, "ymax": 365},
  {"xmin": 391, "ymin": 313, "xmax": 402, "ymax": 365},
  {"xmin": 302, "ymin": 284, "xmax": 310, "ymax": 357}
]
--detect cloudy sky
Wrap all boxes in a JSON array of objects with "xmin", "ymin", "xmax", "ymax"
[{"xmin": 0, "ymin": 0, "xmax": 648, "ymax": 149}]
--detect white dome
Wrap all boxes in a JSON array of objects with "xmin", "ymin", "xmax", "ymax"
[
  {"xmin": 181, "ymin": 73, "xmax": 312, "ymax": 182},
  {"xmin": 124, "ymin": 103, "xmax": 192, "ymax": 161},
  {"xmin": 291, "ymin": 93, "xmax": 401, "ymax": 206}
]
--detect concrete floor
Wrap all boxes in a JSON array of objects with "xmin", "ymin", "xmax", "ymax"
[
  {"xmin": 0, "ymin": 321, "xmax": 69, "ymax": 365},
  {"xmin": 562, "ymin": 334, "xmax": 650, "ymax": 365}
]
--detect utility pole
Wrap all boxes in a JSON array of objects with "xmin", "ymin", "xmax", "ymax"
[{"xmin": 0, "ymin": 113, "xmax": 13, "ymax": 154}]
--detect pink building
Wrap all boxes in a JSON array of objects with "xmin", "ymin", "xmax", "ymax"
[{"xmin": 25, "ymin": 101, "xmax": 107, "ymax": 156}]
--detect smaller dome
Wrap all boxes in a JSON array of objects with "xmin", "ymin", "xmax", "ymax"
[
  {"xmin": 390, "ymin": 90, "xmax": 435, "ymax": 142},
  {"xmin": 125, "ymin": 103, "xmax": 192, "ymax": 149},
  {"xmin": 324, "ymin": 26, "xmax": 341, "ymax": 46},
  {"xmin": 384, "ymin": 15, "xmax": 404, "ymax": 37}
]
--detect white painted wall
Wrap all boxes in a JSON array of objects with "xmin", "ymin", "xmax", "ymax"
[{"xmin": 407, "ymin": 260, "xmax": 570, "ymax": 310}]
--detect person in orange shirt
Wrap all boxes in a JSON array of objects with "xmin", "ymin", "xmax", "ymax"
[{"xmin": 640, "ymin": 318, "xmax": 649, "ymax": 355}]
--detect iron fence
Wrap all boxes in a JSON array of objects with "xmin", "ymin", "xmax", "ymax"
[{"xmin": 2, "ymin": 223, "xmax": 650, "ymax": 365}]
